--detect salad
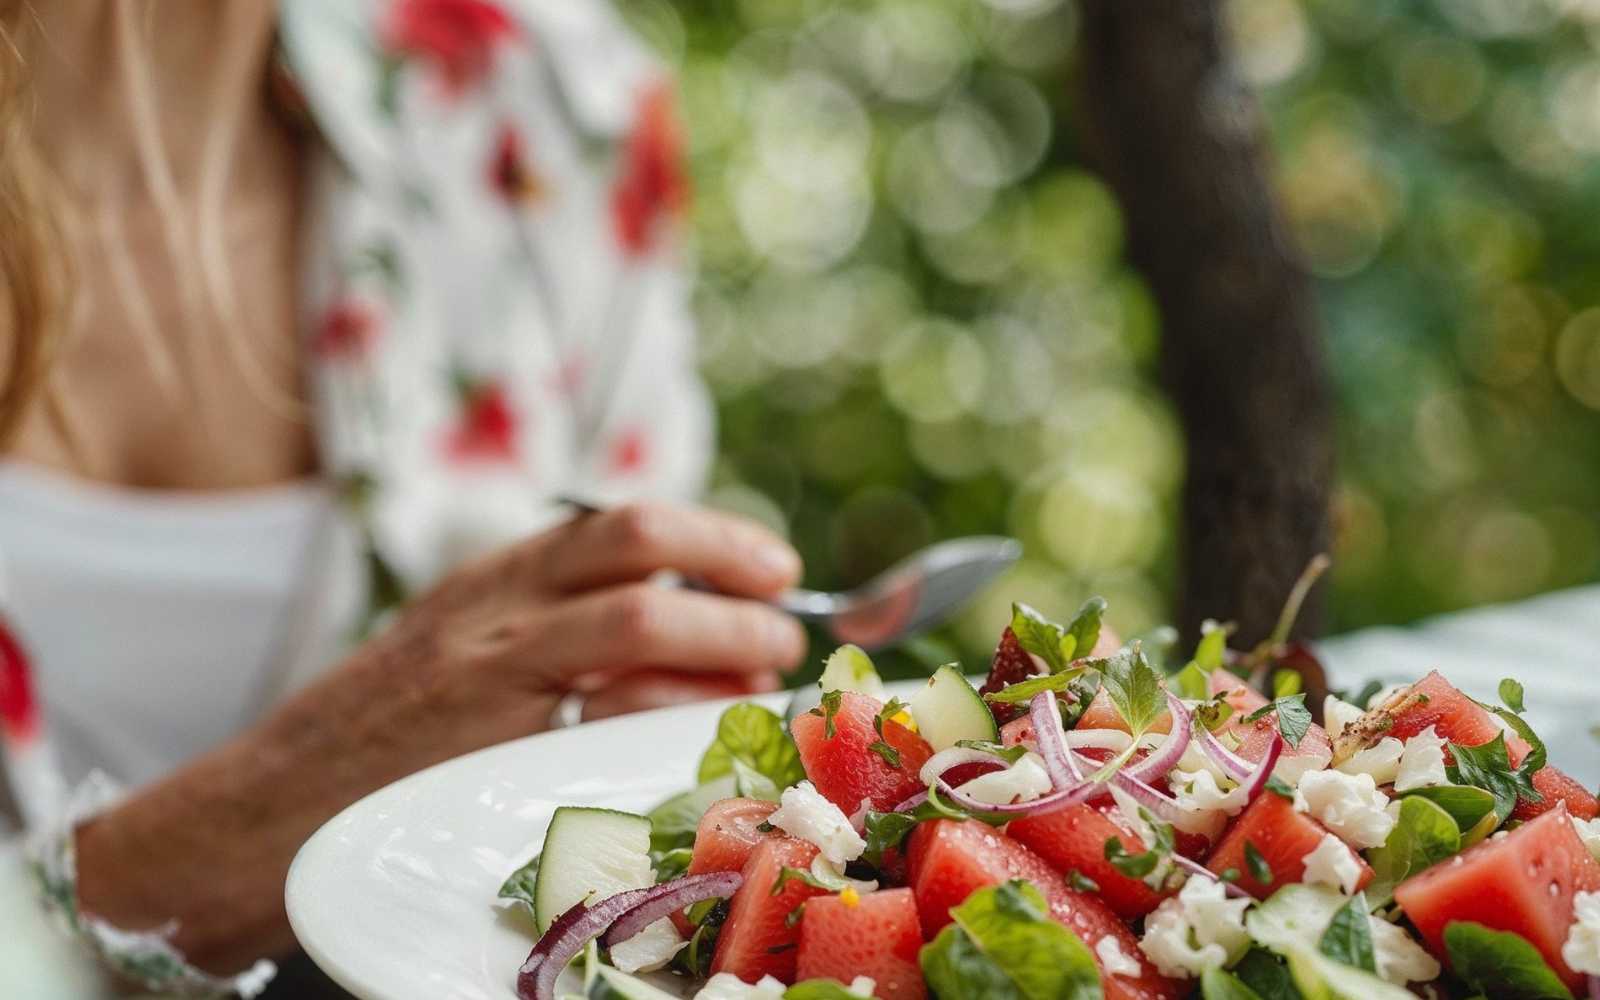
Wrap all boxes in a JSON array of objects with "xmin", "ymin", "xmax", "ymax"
[{"xmin": 500, "ymin": 580, "xmax": 1600, "ymax": 1000}]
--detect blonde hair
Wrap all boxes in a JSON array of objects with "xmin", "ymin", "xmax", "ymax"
[
  {"xmin": 0, "ymin": 3, "xmax": 66, "ymax": 447},
  {"xmin": 0, "ymin": 1, "xmax": 300, "ymax": 452}
]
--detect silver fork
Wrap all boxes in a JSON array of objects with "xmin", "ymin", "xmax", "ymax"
[{"xmin": 558, "ymin": 497, "xmax": 1021, "ymax": 649}]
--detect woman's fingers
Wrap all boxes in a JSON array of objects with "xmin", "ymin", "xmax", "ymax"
[
  {"xmin": 536, "ymin": 502, "xmax": 802, "ymax": 598},
  {"xmin": 519, "ymin": 583, "xmax": 807, "ymax": 684},
  {"xmin": 578, "ymin": 668, "xmax": 781, "ymax": 721}
]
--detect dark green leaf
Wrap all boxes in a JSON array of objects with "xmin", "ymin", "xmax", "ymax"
[
  {"xmin": 1105, "ymin": 810, "xmax": 1175, "ymax": 880},
  {"xmin": 1448, "ymin": 733, "xmax": 1539, "ymax": 822},
  {"xmin": 1097, "ymin": 645, "xmax": 1164, "ymax": 738},
  {"xmin": 1201, "ymin": 967, "xmax": 1267, "ymax": 1000},
  {"xmin": 984, "ymin": 670, "xmax": 1084, "ymax": 705},
  {"xmin": 1499, "ymin": 677, "xmax": 1526, "ymax": 713},
  {"xmin": 647, "ymin": 776, "xmax": 739, "ymax": 852},
  {"xmin": 1365, "ymin": 796, "xmax": 1461, "ymax": 904},
  {"xmin": 860, "ymin": 796, "xmax": 1010, "ymax": 867},
  {"xmin": 1064, "ymin": 597, "xmax": 1108, "ymax": 664},
  {"xmin": 784, "ymin": 980, "xmax": 874, "ymax": 999},
  {"xmin": 1265, "ymin": 775, "xmax": 1295, "ymax": 799},
  {"xmin": 1010, "ymin": 603, "xmax": 1077, "ymax": 673},
  {"xmin": 1444, "ymin": 921, "xmax": 1574, "ymax": 1000},
  {"xmin": 1317, "ymin": 893, "xmax": 1376, "ymax": 973},
  {"xmin": 1245, "ymin": 695, "xmax": 1312, "ymax": 749},
  {"xmin": 652, "ymin": 847, "xmax": 693, "ymax": 883},
  {"xmin": 699, "ymin": 702, "xmax": 806, "ymax": 790},
  {"xmin": 1397, "ymin": 784, "xmax": 1497, "ymax": 835},
  {"xmin": 1067, "ymin": 869, "xmax": 1100, "ymax": 893},
  {"xmin": 875, "ymin": 697, "xmax": 909, "ymax": 737},
  {"xmin": 867, "ymin": 740, "xmax": 903, "ymax": 769},
  {"xmin": 497, "ymin": 854, "xmax": 539, "ymax": 909},
  {"xmin": 918, "ymin": 881, "xmax": 1103, "ymax": 1000},
  {"xmin": 772, "ymin": 866, "xmax": 833, "ymax": 894},
  {"xmin": 810, "ymin": 690, "xmax": 844, "ymax": 741},
  {"xmin": 1233, "ymin": 947, "xmax": 1304, "ymax": 1000},
  {"xmin": 955, "ymin": 740, "xmax": 1031, "ymax": 766},
  {"xmin": 1245, "ymin": 841, "xmax": 1273, "ymax": 885}
]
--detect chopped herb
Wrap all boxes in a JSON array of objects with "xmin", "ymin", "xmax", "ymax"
[
  {"xmin": 955, "ymin": 740, "xmax": 1030, "ymax": 766},
  {"xmin": 810, "ymin": 690, "xmax": 843, "ymax": 740},
  {"xmin": 1265, "ymin": 775, "xmax": 1295, "ymax": 799},
  {"xmin": 1498, "ymin": 677, "xmax": 1526, "ymax": 714},
  {"xmin": 1104, "ymin": 810, "xmax": 1175, "ymax": 881},
  {"xmin": 1218, "ymin": 868, "xmax": 1241, "ymax": 883},
  {"xmin": 1244, "ymin": 841, "xmax": 1273, "ymax": 885},
  {"xmin": 755, "ymin": 821, "xmax": 775, "ymax": 833},
  {"xmin": 875, "ymin": 697, "xmax": 909, "ymax": 737},
  {"xmin": 765, "ymin": 942, "xmax": 797, "ymax": 955},
  {"xmin": 1448, "ymin": 733, "xmax": 1541, "ymax": 822},
  {"xmin": 1317, "ymin": 892, "xmax": 1376, "ymax": 973},
  {"xmin": 497, "ymin": 854, "xmax": 540, "ymax": 910},
  {"xmin": 1244, "ymin": 694, "xmax": 1312, "ymax": 749},
  {"xmin": 785, "ymin": 902, "xmax": 807, "ymax": 928},
  {"xmin": 1067, "ymin": 869, "xmax": 1100, "ymax": 893},
  {"xmin": 983, "ymin": 670, "xmax": 1084, "ymax": 706},
  {"xmin": 867, "ymin": 740, "xmax": 903, "ymax": 769},
  {"xmin": 1009, "ymin": 602, "xmax": 1079, "ymax": 673},
  {"xmin": 772, "ymin": 866, "xmax": 833, "ymax": 895}
]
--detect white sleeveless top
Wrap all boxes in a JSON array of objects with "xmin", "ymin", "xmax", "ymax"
[{"xmin": 0, "ymin": 463, "xmax": 365, "ymax": 793}]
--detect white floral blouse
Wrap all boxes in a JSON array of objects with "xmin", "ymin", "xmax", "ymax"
[{"xmin": 0, "ymin": 0, "xmax": 709, "ymax": 994}]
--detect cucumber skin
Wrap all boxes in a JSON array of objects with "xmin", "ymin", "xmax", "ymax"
[{"xmin": 911, "ymin": 666, "xmax": 1000, "ymax": 751}]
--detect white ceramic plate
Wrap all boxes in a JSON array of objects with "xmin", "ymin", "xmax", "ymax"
[{"xmin": 287, "ymin": 684, "xmax": 918, "ymax": 1000}]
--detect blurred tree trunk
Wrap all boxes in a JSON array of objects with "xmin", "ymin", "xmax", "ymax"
[{"xmin": 1074, "ymin": 0, "xmax": 1334, "ymax": 645}]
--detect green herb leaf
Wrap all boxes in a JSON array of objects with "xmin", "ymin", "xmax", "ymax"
[
  {"xmin": 699, "ymin": 702, "xmax": 807, "ymax": 791},
  {"xmin": 1064, "ymin": 597, "xmax": 1108, "ymax": 664},
  {"xmin": 1232, "ymin": 947, "xmax": 1304, "ymax": 1000},
  {"xmin": 983, "ymin": 669, "xmax": 1087, "ymax": 706},
  {"xmin": 1244, "ymin": 841, "xmax": 1274, "ymax": 885},
  {"xmin": 652, "ymin": 847, "xmax": 693, "ymax": 883},
  {"xmin": 1265, "ymin": 775, "xmax": 1295, "ymax": 799},
  {"xmin": 1479, "ymin": 698, "xmax": 1549, "ymax": 774},
  {"xmin": 1195, "ymin": 696, "xmax": 1236, "ymax": 732},
  {"xmin": 1447, "ymin": 733, "xmax": 1539, "ymax": 823},
  {"xmin": 647, "ymin": 775, "xmax": 740, "ymax": 852},
  {"xmin": 784, "ymin": 980, "xmax": 875, "ymax": 999},
  {"xmin": 1245, "ymin": 694, "xmax": 1312, "ymax": 749},
  {"xmin": 1444, "ymin": 921, "xmax": 1574, "ymax": 1000},
  {"xmin": 1009, "ymin": 603, "xmax": 1077, "ymax": 674},
  {"xmin": 1105, "ymin": 810, "xmax": 1175, "ymax": 880},
  {"xmin": 1499, "ymin": 677, "xmax": 1526, "ymax": 714},
  {"xmin": 955, "ymin": 740, "xmax": 1031, "ymax": 766},
  {"xmin": 1317, "ymin": 893, "xmax": 1376, "ymax": 973},
  {"xmin": 772, "ymin": 866, "xmax": 834, "ymax": 895},
  {"xmin": 1097, "ymin": 645, "xmax": 1164, "ymax": 739},
  {"xmin": 860, "ymin": 796, "xmax": 1010, "ymax": 867},
  {"xmin": 1066, "ymin": 869, "xmax": 1100, "ymax": 893},
  {"xmin": 918, "ymin": 881, "xmax": 1103, "ymax": 1000},
  {"xmin": 1364, "ymin": 795, "xmax": 1461, "ymax": 905},
  {"xmin": 1395, "ymin": 784, "xmax": 1497, "ymax": 836},
  {"xmin": 497, "ymin": 854, "xmax": 540, "ymax": 910},
  {"xmin": 867, "ymin": 740, "xmax": 903, "ymax": 769},
  {"xmin": 809, "ymin": 690, "xmax": 844, "ymax": 741},
  {"xmin": 1201, "ymin": 967, "xmax": 1268, "ymax": 1000},
  {"xmin": 875, "ymin": 697, "xmax": 909, "ymax": 738}
]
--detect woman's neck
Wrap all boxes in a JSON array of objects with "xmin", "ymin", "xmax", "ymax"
[{"xmin": 26, "ymin": 1, "xmax": 282, "ymax": 203}]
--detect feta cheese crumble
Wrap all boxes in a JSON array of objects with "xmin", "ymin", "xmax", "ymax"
[
  {"xmin": 1096, "ymin": 934, "xmax": 1143, "ymax": 978},
  {"xmin": 1573, "ymin": 816, "xmax": 1600, "ymax": 863},
  {"xmin": 1171, "ymin": 769, "xmax": 1248, "ymax": 817},
  {"xmin": 1336, "ymin": 737, "xmax": 1403, "ymax": 785},
  {"xmin": 1563, "ymin": 890, "xmax": 1600, "ymax": 976},
  {"xmin": 1294, "ymin": 769, "xmax": 1396, "ymax": 849},
  {"xmin": 1394, "ymin": 726, "xmax": 1448, "ymax": 793},
  {"xmin": 769, "ymin": 781, "xmax": 865, "ymax": 867},
  {"xmin": 954, "ymin": 752, "xmax": 1054, "ymax": 806},
  {"xmin": 609, "ymin": 918, "xmax": 685, "ymax": 973},
  {"xmin": 1138, "ymin": 876, "xmax": 1252, "ymax": 978},
  {"xmin": 1300, "ymin": 833, "xmax": 1363, "ymax": 895},
  {"xmin": 1323, "ymin": 696, "xmax": 1365, "ymax": 741},
  {"xmin": 1370, "ymin": 916, "xmax": 1441, "ymax": 985}
]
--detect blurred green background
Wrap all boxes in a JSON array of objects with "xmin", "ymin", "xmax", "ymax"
[{"xmin": 619, "ymin": 0, "xmax": 1600, "ymax": 674}]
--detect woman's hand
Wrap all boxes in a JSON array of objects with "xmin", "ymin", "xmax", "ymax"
[{"xmin": 74, "ymin": 502, "xmax": 806, "ymax": 973}]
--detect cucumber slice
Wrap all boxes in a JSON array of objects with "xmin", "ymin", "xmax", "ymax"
[
  {"xmin": 533, "ymin": 807, "xmax": 655, "ymax": 933},
  {"xmin": 817, "ymin": 644, "xmax": 888, "ymax": 700},
  {"xmin": 909, "ymin": 665, "xmax": 999, "ymax": 751},
  {"xmin": 586, "ymin": 965, "xmax": 681, "ymax": 1000}
]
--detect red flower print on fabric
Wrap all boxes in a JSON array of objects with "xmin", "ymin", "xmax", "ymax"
[
  {"xmin": 488, "ymin": 123, "xmax": 544, "ymax": 204},
  {"xmin": 608, "ymin": 426, "xmax": 650, "ymax": 475},
  {"xmin": 446, "ymin": 376, "xmax": 520, "ymax": 462},
  {"xmin": 611, "ymin": 81, "xmax": 690, "ymax": 257},
  {"xmin": 381, "ymin": 0, "xmax": 517, "ymax": 97},
  {"xmin": 314, "ymin": 299, "xmax": 383, "ymax": 362},
  {"xmin": 0, "ymin": 616, "xmax": 39, "ymax": 745}
]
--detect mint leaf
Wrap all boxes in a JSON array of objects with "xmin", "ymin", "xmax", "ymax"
[
  {"xmin": 1317, "ymin": 893, "xmax": 1375, "ymax": 973},
  {"xmin": 772, "ymin": 866, "xmax": 834, "ymax": 894},
  {"xmin": 810, "ymin": 690, "xmax": 843, "ymax": 740},
  {"xmin": 984, "ymin": 670, "xmax": 1084, "ymax": 706},
  {"xmin": 1201, "ymin": 967, "xmax": 1268, "ymax": 1000},
  {"xmin": 1010, "ymin": 603, "xmax": 1077, "ymax": 674},
  {"xmin": 1245, "ymin": 841, "xmax": 1274, "ymax": 885},
  {"xmin": 1444, "ymin": 921, "xmax": 1574, "ymax": 1000},
  {"xmin": 1499, "ymin": 677, "xmax": 1526, "ymax": 713},
  {"xmin": 1396, "ymin": 784, "xmax": 1497, "ymax": 836},
  {"xmin": 875, "ymin": 697, "xmax": 908, "ymax": 738},
  {"xmin": 1479, "ymin": 698, "xmax": 1549, "ymax": 774},
  {"xmin": 1097, "ymin": 645, "xmax": 1164, "ymax": 738},
  {"xmin": 1245, "ymin": 694, "xmax": 1312, "ymax": 749},
  {"xmin": 1365, "ymin": 795, "xmax": 1460, "ymax": 904},
  {"xmin": 1265, "ymin": 775, "xmax": 1295, "ymax": 799},
  {"xmin": 918, "ymin": 881, "xmax": 1102, "ymax": 1000},
  {"xmin": 1447, "ymin": 733, "xmax": 1539, "ymax": 822},
  {"xmin": 860, "ymin": 796, "xmax": 1011, "ymax": 867},
  {"xmin": 1066, "ymin": 869, "xmax": 1100, "ymax": 893},
  {"xmin": 699, "ymin": 702, "xmax": 806, "ymax": 790},
  {"xmin": 647, "ymin": 775, "xmax": 740, "ymax": 852},
  {"xmin": 867, "ymin": 740, "xmax": 903, "ymax": 769},
  {"xmin": 784, "ymin": 981, "xmax": 873, "ymax": 999},
  {"xmin": 1232, "ymin": 947, "xmax": 1304, "ymax": 1000},
  {"xmin": 498, "ymin": 854, "xmax": 540, "ymax": 910},
  {"xmin": 1064, "ymin": 597, "xmax": 1108, "ymax": 663},
  {"xmin": 653, "ymin": 847, "xmax": 693, "ymax": 883},
  {"xmin": 1105, "ymin": 810, "xmax": 1176, "ymax": 880}
]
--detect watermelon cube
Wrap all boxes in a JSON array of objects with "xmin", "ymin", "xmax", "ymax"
[
  {"xmin": 790, "ymin": 691, "xmax": 933, "ymax": 813},
  {"xmin": 906, "ymin": 819, "xmax": 1181, "ymax": 1000},
  {"xmin": 711, "ymin": 836, "xmax": 828, "ymax": 984},
  {"xmin": 1205, "ymin": 789, "xmax": 1372, "ymax": 899},
  {"xmin": 796, "ymin": 887, "xmax": 925, "ymax": 1000},
  {"xmin": 1394, "ymin": 805, "xmax": 1600, "ymax": 991},
  {"xmin": 689, "ymin": 797, "xmax": 779, "ymax": 876},
  {"xmin": 1008, "ymin": 802, "xmax": 1168, "ymax": 919}
]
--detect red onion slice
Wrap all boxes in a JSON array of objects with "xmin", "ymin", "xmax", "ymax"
[
  {"xmin": 1196, "ymin": 719, "xmax": 1256, "ymax": 783},
  {"xmin": 1125, "ymin": 692, "xmax": 1193, "ymax": 784},
  {"xmin": 1109, "ymin": 769, "xmax": 1189, "ymax": 826},
  {"xmin": 601, "ymin": 872, "xmax": 742, "ymax": 949},
  {"xmin": 1172, "ymin": 854, "xmax": 1252, "ymax": 899},
  {"xmin": 1030, "ymin": 690, "xmax": 1083, "ymax": 785},
  {"xmin": 919, "ymin": 747, "xmax": 1011, "ymax": 786},
  {"xmin": 517, "ymin": 889, "xmax": 654, "ymax": 1000},
  {"xmin": 893, "ymin": 789, "xmax": 929, "ymax": 813},
  {"xmin": 1233, "ymin": 731, "xmax": 1284, "ymax": 802},
  {"xmin": 936, "ymin": 769, "xmax": 1107, "ymax": 816}
]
